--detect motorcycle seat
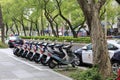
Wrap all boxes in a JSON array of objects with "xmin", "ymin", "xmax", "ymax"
[
  {"xmin": 63, "ymin": 45, "xmax": 72, "ymax": 49},
  {"xmin": 55, "ymin": 44, "xmax": 64, "ymax": 48},
  {"xmin": 38, "ymin": 42, "xmax": 44, "ymax": 46}
]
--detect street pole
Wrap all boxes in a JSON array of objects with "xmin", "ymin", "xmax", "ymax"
[{"xmin": 0, "ymin": 4, "xmax": 4, "ymax": 43}]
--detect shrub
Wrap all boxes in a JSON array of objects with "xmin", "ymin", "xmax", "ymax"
[
  {"xmin": 0, "ymin": 41, "xmax": 8, "ymax": 48},
  {"xmin": 21, "ymin": 36, "xmax": 91, "ymax": 43},
  {"xmin": 70, "ymin": 68, "xmax": 102, "ymax": 80}
]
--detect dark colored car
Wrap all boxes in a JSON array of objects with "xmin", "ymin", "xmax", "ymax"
[{"xmin": 7, "ymin": 36, "xmax": 24, "ymax": 48}]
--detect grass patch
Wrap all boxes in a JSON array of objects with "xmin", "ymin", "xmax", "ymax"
[
  {"xmin": 54, "ymin": 67, "xmax": 116, "ymax": 80},
  {"xmin": 54, "ymin": 67, "xmax": 83, "ymax": 79},
  {"xmin": 0, "ymin": 41, "xmax": 8, "ymax": 48}
]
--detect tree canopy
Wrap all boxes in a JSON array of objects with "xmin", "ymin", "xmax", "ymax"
[{"xmin": 0, "ymin": 0, "xmax": 119, "ymax": 37}]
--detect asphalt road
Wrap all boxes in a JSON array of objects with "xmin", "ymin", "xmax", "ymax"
[{"xmin": 0, "ymin": 48, "xmax": 73, "ymax": 80}]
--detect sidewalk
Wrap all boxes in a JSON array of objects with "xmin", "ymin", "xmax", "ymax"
[{"xmin": 0, "ymin": 48, "xmax": 73, "ymax": 80}]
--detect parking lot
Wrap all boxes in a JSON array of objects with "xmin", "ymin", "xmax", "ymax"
[{"xmin": 0, "ymin": 48, "xmax": 73, "ymax": 80}]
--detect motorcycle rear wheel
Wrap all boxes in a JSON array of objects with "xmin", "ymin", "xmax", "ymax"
[
  {"xmin": 48, "ymin": 59, "xmax": 57, "ymax": 69},
  {"xmin": 33, "ymin": 54, "xmax": 40, "ymax": 63},
  {"xmin": 16, "ymin": 49, "xmax": 23, "ymax": 57},
  {"xmin": 40, "ymin": 56, "xmax": 47, "ymax": 66},
  {"xmin": 21, "ymin": 51, "xmax": 28, "ymax": 58},
  {"xmin": 27, "ymin": 52, "xmax": 33, "ymax": 61},
  {"xmin": 13, "ymin": 48, "xmax": 19, "ymax": 55}
]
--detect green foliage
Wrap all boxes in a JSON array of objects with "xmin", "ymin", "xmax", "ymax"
[
  {"xmin": 70, "ymin": 68, "xmax": 103, "ymax": 80},
  {"xmin": 20, "ymin": 36, "xmax": 90, "ymax": 43},
  {"xmin": 0, "ymin": 41, "xmax": 8, "ymax": 48},
  {"xmin": 69, "ymin": 67, "xmax": 115, "ymax": 80}
]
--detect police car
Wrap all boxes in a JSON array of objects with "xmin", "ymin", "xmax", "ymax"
[{"xmin": 74, "ymin": 40, "xmax": 120, "ymax": 73}]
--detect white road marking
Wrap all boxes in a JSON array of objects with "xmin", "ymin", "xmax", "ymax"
[{"xmin": 9, "ymin": 55, "xmax": 44, "ymax": 71}]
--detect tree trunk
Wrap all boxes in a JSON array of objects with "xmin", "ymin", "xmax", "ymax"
[
  {"xmin": 5, "ymin": 23, "xmax": 8, "ymax": 36},
  {"xmin": 77, "ymin": 0, "xmax": 112, "ymax": 79},
  {"xmin": 29, "ymin": 19, "xmax": 33, "ymax": 36},
  {"xmin": 10, "ymin": 24, "xmax": 15, "ymax": 34},
  {"xmin": 41, "ymin": 9, "xmax": 45, "ymax": 36},
  {"xmin": 21, "ymin": 20, "xmax": 26, "ymax": 36},
  {"xmin": 44, "ymin": 13, "xmax": 57, "ymax": 37},
  {"xmin": 91, "ymin": 8, "xmax": 112, "ymax": 78},
  {"xmin": 55, "ymin": 0, "xmax": 77, "ymax": 38},
  {"xmin": 12, "ymin": 19, "xmax": 19, "ymax": 35},
  {"xmin": 54, "ymin": 20, "xmax": 59, "ymax": 37},
  {"xmin": 59, "ymin": 13, "xmax": 77, "ymax": 38},
  {"xmin": 116, "ymin": 0, "xmax": 120, "ymax": 4},
  {"xmin": 35, "ymin": 20, "xmax": 40, "ymax": 36}
]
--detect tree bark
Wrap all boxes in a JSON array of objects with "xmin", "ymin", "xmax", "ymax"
[
  {"xmin": 12, "ymin": 18, "xmax": 20, "ymax": 35},
  {"xmin": 41, "ymin": 9, "xmax": 45, "ymax": 36},
  {"xmin": 116, "ymin": 0, "xmax": 120, "ymax": 4},
  {"xmin": 10, "ymin": 23, "xmax": 15, "ymax": 34},
  {"xmin": 44, "ymin": 0, "xmax": 58, "ymax": 37},
  {"xmin": 29, "ymin": 19, "xmax": 33, "ymax": 36},
  {"xmin": 21, "ymin": 20, "xmax": 27, "ymax": 36},
  {"xmin": 14, "ymin": 17, "xmax": 26, "ymax": 36},
  {"xmin": 77, "ymin": 0, "xmax": 112, "ymax": 79},
  {"xmin": 55, "ymin": 0, "xmax": 77, "ymax": 38},
  {"xmin": 5, "ymin": 23, "xmax": 8, "ymax": 36},
  {"xmin": 35, "ymin": 20, "xmax": 40, "ymax": 36},
  {"xmin": 91, "ymin": 7, "xmax": 112, "ymax": 78}
]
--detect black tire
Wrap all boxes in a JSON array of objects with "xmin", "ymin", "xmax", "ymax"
[
  {"xmin": 21, "ymin": 51, "xmax": 28, "ymax": 58},
  {"xmin": 71, "ymin": 62, "xmax": 76, "ymax": 68},
  {"xmin": 48, "ymin": 59, "xmax": 57, "ymax": 69},
  {"xmin": 16, "ymin": 49, "xmax": 24, "ymax": 57},
  {"xmin": 40, "ymin": 55, "xmax": 47, "ymax": 66},
  {"xmin": 74, "ymin": 54, "xmax": 83, "ymax": 66},
  {"xmin": 34, "ymin": 58, "xmax": 40, "ymax": 63},
  {"xmin": 112, "ymin": 61, "xmax": 120, "ymax": 75},
  {"xmin": 73, "ymin": 55, "xmax": 81, "ymax": 66},
  {"xmin": 13, "ymin": 48, "xmax": 19, "ymax": 55},
  {"xmin": 34, "ymin": 54, "xmax": 40, "ymax": 63},
  {"xmin": 27, "ymin": 52, "xmax": 33, "ymax": 61}
]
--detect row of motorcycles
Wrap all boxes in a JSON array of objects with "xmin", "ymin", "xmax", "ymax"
[{"xmin": 13, "ymin": 40, "xmax": 80, "ymax": 69}]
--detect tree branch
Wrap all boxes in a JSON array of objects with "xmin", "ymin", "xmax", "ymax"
[
  {"xmin": 100, "ymin": 8, "xmax": 106, "ymax": 19},
  {"xmin": 97, "ymin": 0, "xmax": 106, "ymax": 11},
  {"xmin": 116, "ymin": 0, "xmax": 120, "ymax": 4},
  {"xmin": 76, "ymin": 19, "xmax": 86, "ymax": 35}
]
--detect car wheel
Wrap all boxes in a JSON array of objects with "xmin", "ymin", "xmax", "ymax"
[
  {"xmin": 112, "ymin": 61, "xmax": 120, "ymax": 75},
  {"xmin": 73, "ymin": 55, "xmax": 81, "ymax": 66}
]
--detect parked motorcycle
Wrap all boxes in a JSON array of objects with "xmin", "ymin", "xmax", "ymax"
[
  {"xmin": 33, "ymin": 42, "xmax": 45, "ymax": 63},
  {"xmin": 47, "ymin": 42, "xmax": 79, "ymax": 69},
  {"xmin": 20, "ymin": 41, "xmax": 32, "ymax": 58}
]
